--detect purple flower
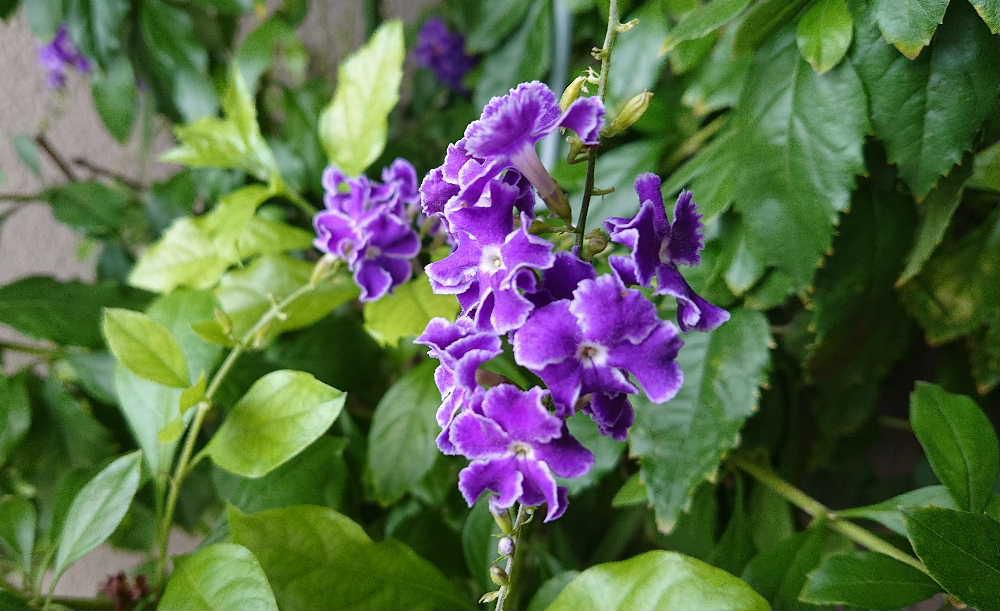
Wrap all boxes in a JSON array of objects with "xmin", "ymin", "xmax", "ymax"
[
  {"xmin": 606, "ymin": 173, "xmax": 730, "ymax": 332},
  {"xmin": 415, "ymin": 18, "xmax": 476, "ymax": 92},
  {"xmin": 426, "ymin": 180, "xmax": 554, "ymax": 333},
  {"xmin": 451, "ymin": 385, "xmax": 594, "ymax": 521},
  {"xmin": 416, "ymin": 317, "xmax": 502, "ymax": 453},
  {"xmin": 38, "ymin": 25, "xmax": 90, "ymax": 89},
  {"xmin": 513, "ymin": 273, "xmax": 684, "ymax": 425},
  {"xmin": 314, "ymin": 160, "xmax": 421, "ymax": 301}
]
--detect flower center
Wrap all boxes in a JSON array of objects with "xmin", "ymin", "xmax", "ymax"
[
  {"xmin": 480, "ymin": 245, "xmax": 505, "ymax": 274},
  {"xmin": 509, "ymin": 441, "xmax": 534, "ymax": 458},
  {"xmin": 576, "ymin": 341, "xmax": 608, "ymax": 366},
  {"xmin": 365, "ymin": 245, "xmax": 382, "ymax": 260}
]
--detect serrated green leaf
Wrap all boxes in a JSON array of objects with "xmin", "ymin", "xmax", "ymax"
[
  {"xmin": 319, "ymin": 21, "xmax": 403, "ymax": 175},
  {"xmin": 873, "ymin": 0, "xmax": 949, "ymax": 59},
  {"xmin": 903, "ymin": 506, "xmax": 1000, "ymax": 610},
  {"xmin": 0, "ymin": 496, "xmax": 36, "ymax": 574},
  {"xmin": 731, "ymin": 26, "xmax": 868, "ymax": 294},
  {"xmin": 630, "ymin": 309, "xmax": 771, "ymax": 531},
  {"xmin": 367, "ymin": 360, "xmax": 440, "ymax": 504},
  {"xmin": 969, "ymin": 0, "xmax": 1000, "ymax": 32},
  {"xmin": 852, "ymin": 0, "xmax": 1000, "ymax": 198},
  {"xmin": 800, "ymin": 551, "xmax": 940, "ymax": 608},
  {"xmin": 546, "ymin": 550, "xmax": 770, "ymax": 611},
  {"xmin": 53, "ymin": 451, "xmax": 142, "ymax": 578},
  {"xmin": 612, "ymin": 473, "xmax": 648, "ymax": 508},
  {"xmin": 91, "ymin": 56, "xmax": 137, "ymax": 142},
  {"xmin": 838, "ymin": 485, "xmax": 958, "ymax": 535},
  {"xmin": 207, "ymin": 370, "xmax": 345, "ymax": 478},
  {"xmin": 229, "ymin": 505, "xmax": 469, "ymax": 610},
  {"xmin": 47, "ymin": 181, "xmax": 130, "ymax": 238},
  {"xmin": 663, "ymin": 128, "xmax": 738, "ymax": 222},
  {"xmin": 909, "ymin": 382, "xmax": 1000, "ymax": 512},
  {"xmin": 796, "ymin": 0, "xmax": 853, "ymax": 73},
  {"xmin": 159, "ymin": 543, "xmax": 278, "ymax": 611},
  {"xmin": 742, "ymin": 526, "xmax": 849, "ymax": 609},
  {"xmin": 103, "ymin": 308, "xmax": 190, "ymax": 387},
  {"xmin": 363, "ymin": 276, "xmax": 456, "ymax": 346},
  {"xmin": 663, "ymin": 0, "xmax": 750, "ymax": 53}
]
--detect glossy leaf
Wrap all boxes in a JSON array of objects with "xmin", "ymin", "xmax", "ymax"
[
  {"xmin": 207, "ymin": 370, "xmax": 345, "ymax": 478},
  {"xmin": 546, "ymin": 550, "xmax": 770, "ymax": 611},
  {"xmin": 796, "ymin": 0, "xmax": 853, "ymax": 73},
  {"xmin": 909, "ymin": 382, "xmax": 1000, "ymax": 512},
  {"xmin": 367, "ymin": 361, "xmax": 440, "ymax": 504},
  {"xmin": 229, "ymin": 505, "xmax": 469, "ymax": 610},
  {"xmin": 103, "ymin": 308, "xmax": 190, "ymax": 388},
  {"xmin": 363, "ymin": 276, "xmax": 457, "ymax": 346},
  {"xmin": 159, "ymin": 543, "xmax": 278, "ymax": 611},
  {"xmin": 319, "ymin": 20, "xmax": 404, "ymax": 176},
  {"xmin": 0, "ymin": 496, "xmax": 36, "ymax": 574},
  {"xmin": 0, "ymin": 375, "xmax": 31, "ymax": 466},
  {"xmin": 742, "ymin": 526, "xmax": 849, "ymax": 609},
  {"xmin": 474, "ymin": 0, "xmax": 551, "ymax": 108},
  {"xmin": 969, "ymin": 0, "xmax": 1000, "ymax": 32},
  {"xmin": 837, "ymin": 485, "xmax": 958, "ymax": 536},
  {"xmin": 903, "ymin": 506, "xmax": 1000, "ymax": 610},
  {"xmin": 128, "ymin": 218, "xmax": 230, "ymax": 293},
  {"xmin": 873, "ymin": 0, "xmax": 949, "ymax": 59},
  {"xmin": 630, "ymin": 309, "xmax": 771, "ymax": 531},
  {"xmin": 53, "ymin": 451, "xmax": 142, "ymax": 578},
  {"xmin": 800, "ymin": 551, "xmax": 940, "ymax": 608},
  {"xmin": 663, "ymin": 0, "xmax": 750, "ymax": 53}
]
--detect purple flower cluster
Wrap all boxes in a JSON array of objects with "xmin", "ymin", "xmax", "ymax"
[
  {"xmin": 38, "ymin": 25, "xmax": 90, "ymax": 89},
  {"xmin": 313, "ymin": 159, "xmax": 421, "ymax": 302},
  {"xmin": 416, "ymin": 82, "xmax": 728, "ymax": 521},
  {"xmin": 415, "ymin": 18, "xmax": 476, "ymax": 92}
]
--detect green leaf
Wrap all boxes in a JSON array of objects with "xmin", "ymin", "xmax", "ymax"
[
  {"xmin": 563, "ymin": 412, "xmax": 624, "ymax": 494},
  {"xmin": 609, "ymin": 3, "xmax": 669, "ymax": 106},
  {"xmin": 528, "ymin": 572, "xmax": 579, "ymax": 611},
  {"xmin": 198, "ymin": 185, "xmax": 275, "ymax": 261},
  {"xmin": 462, "ymin": 498, "xmax": 501, "ymax": 591},
  {"xmin": 897, "ymin": 158, "xmax": 973, "ymax": 286},
  {"xmin": 546, "ymin": 550, "xmax": 770, "ymax": 611},
  {"xmin": 0, "ymin": 277, "xmax": 150, "ymax": 347},
  {"xmin": 838, "ymin": 485, "xmax": 958, "ymax": 536},
  {"xmin": 909, "ymin": 382, "xmax": 1000, "ymax": 512},
  {"xmin": 852, "ymin": 0, "xmax": 1000, "ymax": 198},
  {"xmin": 229, "ymin": 505, "xmax": 469, "ymax": 610},
  {"xmin": 733, "ymin": 0, "xmax": 808, "ymax": 53},
  {"xmin": 662, "ymin": 0, "xmax": 750, "ymax": 53},
  {"xmin": 319, "ymin": 20, "xmax": 404, "ymax": 176},
  {"xmin": 0, "ymin": 496, "xmax": 36, "ymax": 574},
  {"xmin": 742, "ymin": 526, "xmax": 849, "ymax": 609},
  {"xmin": 969, "ymin": 142, "xmax": 1000, "ymax": 192},
  {"xmin": 971, "ymin": 313, "xmax": 1000, "ymax": 394},
  {"xmin": 800, "ymin": 551, "xmax": 940, "ymax": 608},
  {"xmin": 207, "ymin": 370, "xmax": 345, "ymax": 478},
  {"xmin": 567, "ymin": 141, "xmax": 666, "ymax": 231},
  {"xmin": 216, "ymin": 255, "xmax": 358, "ymax": 343},
  {"xmin": 213, "ymin": 436, "xmax": 348, "ymax": 513},
  {"xmin": 160, "ymin": 543, "xmax": 278, "ymax": 611},
  {"xmin": 180, "ymin": 372, "xmax": 206, "ymax": 414},
  {"xmin": 47, "ymin": 181, "xmax": 130, "ymax": 238},
  {"xmin": 747, "ymin": 484, "xmax": 793, "ymax": 554},
  {"xmin": 796, "ymin": 0, "xmax": 853, "ymax": 73},
  {"xmin": 473, "ymin": 1, "xmax": 551, "ymax": 108},
  {"xmin": 612, "ymin": 473, "xmax": 648, "ymax": 508},
  {"xmin": 630, "ymin": 309, "xmax": 771, "ymax": 531},
  {"xmin": 903, "ymin": 506, "xmax": 1000, "ymax": 610},
  {"xmin": 64, "ymin": 0, "xmax": 129, "ymax": 66},
  {"xmin": 0, "ymin": 375, "xmax": 31, "ymax": 466},
  {"xmin": 52, "ymin": 451, "xmax": 142, "ymax": 578},
  {"xmin": 363, "ymin": 277, "xmax": 457, "ymax": 346},
  {"xmin": 63, "ymin": 351, "xmax": 118, "ymax": 404},
  {"xmin": 873, "ymin": 0, "xmax": 949, "ymax": 59},
  {"xmin": 465, "ymin": 0, "xmax": 533, "ymax": 52},
  {"xmin": 129, "ymin": 217, "xmax": 230, "ymax": 293},
  {"xmin": 12, "ymin": 134, "xmax": 42, "ymax": 177},
  {"xmin": 969, "ymin": 0, "xmax": 1000, "ymax": 32},
  {"xmin": 237, "ymin": 18, "xmax": 307, "ymax": 93},
  {"xmin": 663, "ymin": 129, "xmax": 738, "ymax": 222},
  {"xmin": 731, "ymin": 26, "xmax": 868, "ymax": 294},
  {"xmin": 103, "ymin": 308, "xmax": 190, "ymax": 388},
  {"xmin": 91, "ymin": 56, "xmax": 137, "ymax": 142},
  {"xmin": 367, "ymin": 361, "xmax": 440, "ymax": 504}
]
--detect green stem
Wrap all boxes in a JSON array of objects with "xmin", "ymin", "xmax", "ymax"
[
  {"xmin": 576, "ymin": 0, "xmax": 620, "ymax": 252},
  {"xmin": 732, "ymin": 456, "xmax": 930, "ymax": 575},
  {"xmin": 495, "ymin": 505, "xmax": 530, "ymax": 611},
  {"xmin": 154, "ymin": 281, "xmax": 321, "ymax": 585}
]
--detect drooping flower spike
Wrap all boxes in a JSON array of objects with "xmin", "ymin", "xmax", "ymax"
[{"xmin": 606, "ymin": 173, "xmax": 730, "ymax": 332}]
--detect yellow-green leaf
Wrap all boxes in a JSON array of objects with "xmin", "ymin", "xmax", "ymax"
[{"xmin": 103, "ymin": 308, "xmax": 190, "ymax": 388}]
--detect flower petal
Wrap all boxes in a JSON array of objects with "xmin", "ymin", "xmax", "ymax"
[
  {"xmin": 558, "ymin": 96, "xmax": 605, "ymax": 145},
  {"xmin": 605, "ymin": 199, "xmax": 663, "ymax": 287},
  {"xmin": 513, "ymin": 301, "xmax": 580, "ymax": 369},
  {"xmin": 517, "ymin": 458, "xmax": 563, "ymax": 521},
  {"xmin": 570, "ymin": 274, "xmax": 659, "ymax": 345},
  {"xmin": 451, "ymin": 411, "xmax": 511, "ymax": 459},
  {"xmin": 458, "ymin": 457, "xmax": 523, "ymax": 510},
  {"xmin": 585, "ymin": 393, "xmax": 635, "ymax": 441},
  {"xmin": 482, "ymin": 385, "xmax": 561, "ymax": 443},
  {"xmin": 534, "ymin": 425, "xmax": 595, "ymax": 478},
  {"xmin": 656, "ymin": 265, "xmax": 731, "ymax": 332},
  {"xmin": 666, "ymin": 190, "xmax": 704, "ymax": 266},
  {"xmin": 354, "ymin": 259, "xmax": 393, "ymax": 302},
  {"xmin": 609, "ymin": 321, "xmax": 684, "ymax": 403}
]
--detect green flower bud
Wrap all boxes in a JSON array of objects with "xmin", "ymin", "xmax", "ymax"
[
  {"xmin": 560, "ymin": 75, "xmax": 588, "ymax": 111},
  {"xmin": 492, "ymin": 508, "xmax": 513, "ymax": 534},
  {"xmin": 490, "ymin": 565, "xmax": 509, "ymax": 587},
  {"xmin": 604, "ymin": 91, "xmax": 653, "ymax": 137}
]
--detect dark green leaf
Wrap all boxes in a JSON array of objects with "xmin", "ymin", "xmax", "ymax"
[
  {"xmin": 0, "ymin": 277, "xmax": 150, "ymax": 347},
  {"xmin": 796, "ymin": 0, "xmax": 853, "ymax": 73},
  {"xmin": 630, "ymin": 309, "xmax": 771, "ymax": 531},
  {"xmin": 461, "ymin": 497, "xmax": 500, "ymax": 591},
  {"xmin": 873, "ymin": 0, "xmax": 949, "ymax": 59},
  {"xmin": 969, "ymin": 0, "xmax": 1000, "ymax": 32},
  {"xmin": 91, "ymin": 56, "xmax": 137, "ymax": 143},
  {"xmin": 969, "ymin": 142, "xmax": 1000, "ymax": 192},
  {"xmin": 527, "ymin": 571, "xmax": 579, "ymax": 611},
  {"xmin": 837, "ymin": 485, "xmax": 958, "ymax": 536},
  {"xmin": 609, "ymin": 3, "xmax": 669, "ymax": 106},
  {"xmin": 909, "ymin": 382, "xmax": 999, "ymax": 512},
  {"xmin": 363, "ymin": 277, "xmax": 457, "ymax": 346},
  {"xmin": 0, "ymin": 375, "xmax": 31, "ymax": 466},
  {"xmin": 0, "ymin": 496, "xmax": 36, "ymax": 574},
  {"xmin": 63, "ymin": 351, "xmax": 118, "ymax": 404},
  {"xmin": 748, "ymin": 484, "xmax": 793, "ymax": 553},
  {"xmin": 47, "ymin": 181, "xmax": 130, "ymax": 238},
  {"xmin": 103, "ymin": 308, "xmax": 190, "ymax": 388},
  {"xmin": 65, "ymin": 0, "xmax": 129, "ymax": 66},
  {"xmin": 0, "ymin": 0, "xmax": 20, "ymax": 21},
  {"xmin": 473, "ymin": 1, "xmax": 551, "ymax": 108},
  {"xmin": 563, "ymin": 412, "xmax": 624, "ymax": 494},
  {"xmin": 663, "ymin": 0, "xmax": 750, "ymax": 53},
  {"xmin": 970, "ymin": 313, "xmax": 1000, "ymax": 394},
  {"xmin": 708, "ymin": 478, "xmax": 755, "ymax": 575},
  {"xmin": 733, "ymin": 0, "xmax": 808, "ymax": 53},
  {"xmin": 612, "ymin": 473, "xmax": 647, "ymax": 508},
  {"xmin": 465, "ymin": 0, "xmax": 533, "ymax": 52},
  {"xmin": 207, "ymin": 370, "xmax": 345, "ymax": 478},
  {"xmin": 852, "ymin": 0, "xmax": 1000, "ymax": 198},
  {"xmin": 742, "ymin": 526, "xmax": 849, "ymax": 609},
  {"xmin": 237, "ymin": 18, "xmax": 307, "ymax": 93},
  {"xmin": 159, "ymin": 543, "xmax": 278, "ymax": 611},
  {"xmin": 547, "ymin": 550, "xmax": 770, "ymax": 611},
  {"xmin": 800, "ymin": 551, "xmax": 940, "ymax": 609},
  {"xmin": 904, "ymin": 506, "xmax": 1000, "ymax": 610},
  {"xmin": 229, "ymin": 505, "xmax": 469, "ymax": 610}
]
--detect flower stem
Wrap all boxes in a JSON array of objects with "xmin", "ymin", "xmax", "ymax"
[
  {"xmin": 495, "ymin": 504, "xmax": 530, "ymax": 611},
  {"xmin": 154, "ymin": 280, "xmax": 322, "ymax": 586},
  {"xmin": 731, "ymin": 456, "xmax": 930, "ymax": 575},
  {"xmin": 576, "ymin": 0, "xmax": 620, "ymax": 252},
  {"xmin": 35, "ymin": 134, "xmax": 77, "ymax": 182}
]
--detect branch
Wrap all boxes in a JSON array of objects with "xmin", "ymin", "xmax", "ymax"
[{"xmin": 34, "ymin": 134, "xmax": 77, "ymax": 182}]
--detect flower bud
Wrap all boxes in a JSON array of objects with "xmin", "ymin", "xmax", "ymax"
[
  {"xmin": 604, "ymin": 91, "xmax": 653, "ymax": 137},
  {"xmin": 560, "ymin": 76, "xmax": 588, "ymax": 111},
  {"xmin": 489, "ymin": 566, "xmax": 509, "ymax": 587},
  {"xmin": 310, "ymin": 253, "xmax": 338, "ymax": 287},
  {"xmin": 492, "ymin": 508, "xmax": 513, "ymax": 534},
  {"xmin": 584, "ymin": 229, "xmax": 610, "ymax": 258},
  {"xmin": 479, "ymin": 591, "xmax": 500, "ymax": 604},
  {"xmin": 213, "ymin": 308, "xmax": 233, "ymax": 336},
  {"xmin": 498, "ymin": 536, "xmax": 515, "ymax": 556}
]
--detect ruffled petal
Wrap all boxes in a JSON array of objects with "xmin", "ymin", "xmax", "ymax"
[
  {"xmin": 464, "ymin": 81, "xmax": 561, "ymax": 159},
  {"xmin": 605, "ymin": 199, "xmax": 663, "ymax": 287},
  {"xmin": 570, "ymin": 274, "xmax": 659, "ymax": 345},
  {"xmin": 634, "ymin": 172, "xmax": 669, "ymax": 234},
  {"xmin": 656, "ymin": 265, "xmax": 730, "ymax": 332},
  {"xmin": 426, "ymin": 237, "xmax": 481, "ymax": 294},
  {"xmin": 482, "ymin": 385, "xmax": 561, "ymax": 443},
  {"xmin": 419, "ymin": 167, "xmax": 458, "ymax": 217},
  {"xmin": 354, "ymin": 259, "xmax": 393, "ymax": 302},
  {"xmin": 585, "ymin": 393, "xmax": 635, "ymax": 441},
  {"xmin": 666, "ymin": 190, "xmax": 704, "ymax": 266},
  {"xmin": 534, "ymin": 425, "xmax": 595, "ymax": 478},
  {"xmin": 516, "ymin": 458, "xmax": 563, "ymax": 522},
  {"xmin": 609, "ymin": 321, "xmax": 684, "ymax": 403},
  {"xmin": 558, "ymin": 96, "xmax": 605, "ymax": 145},
  {"xmin": 513, "ymin": 301, "xmax": 581, "ymax": 369},
  {"xmin": 451, "ymin": 411, "xmax": 511, "ymax": 459},
  {"xmin": 458, "ymin": 457, "xmax": 523, "ymax": 510}
]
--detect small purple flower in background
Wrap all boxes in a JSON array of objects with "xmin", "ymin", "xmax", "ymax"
[
  {"xmin": 606, "ymin": 173, "xmax": 730, "ymax": 332},
  {"xmin": 451, "ymin": 385, "xmax": 594, "ymax": 521},
  {"xmin": 415, "ymin": 17, "xmax": 476, "ymax": 93},
  {"xmin": 314, "ymin": 159, "xmax": 421, "ymax": 302},
  {"xmin": 38, "ymin": 25, "xmax": 90, "ymax": 89}
]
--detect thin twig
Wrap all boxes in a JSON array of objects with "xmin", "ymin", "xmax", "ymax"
[
  {"xmin": 34, "ymin": 134, "xmax": 77, "ymax": 181},
  {"xmin": 72, "ymin": 157, "xmax": 145, "ymax": 190}
]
